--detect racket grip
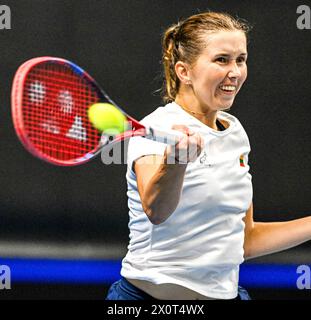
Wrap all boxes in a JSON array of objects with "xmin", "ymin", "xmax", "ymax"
[{"xmin": 145, "ymin": 126, "xmax": 185, "ymax": 145}]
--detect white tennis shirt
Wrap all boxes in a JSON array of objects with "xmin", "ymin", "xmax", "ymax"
[{"xmin": 121, "ymin": 102, "xmax": 253, "ymax": 299}]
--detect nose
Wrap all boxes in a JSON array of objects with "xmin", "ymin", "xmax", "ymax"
[{"xmin": 228, "ymin": 62, "xmax": 241, "ymax": 79}]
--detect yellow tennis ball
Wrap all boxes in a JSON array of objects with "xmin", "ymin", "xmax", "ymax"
[{"xmin": 88, "ymin": 103, "xmax": 127, "ymax": 135}]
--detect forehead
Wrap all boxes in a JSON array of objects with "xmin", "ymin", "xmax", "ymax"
[{"xmin": 201, "ymin": 30, "xmax": 247, "ymax": 55}]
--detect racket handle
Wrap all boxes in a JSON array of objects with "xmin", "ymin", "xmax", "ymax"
[{"xmin": 145, "ymin": 126, "xmax": 185, "ymax": 145}]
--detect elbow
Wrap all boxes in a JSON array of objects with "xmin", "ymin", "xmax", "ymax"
[
  {"xmin": 142, "ymin": 203, "xmax": 171, "ymax": 225},
  {"xmin": 148, "ymin": 215, "xmax": 165, "ymax": 225},
  {"xmin": 243, "ymin": 247, "xmax": 252, "ymax": 260},
  {"xmin": 244, "ymin": 248, "xmax": 261, "ymax": 261},
  {"xmin": 243, "ymin": 226, "xmax": 261, "ymax": 260},
  {"xmin": 243, "ymin": 237, "xmax": 259, "ymax": 260},
  {"xmin": 243, "ymin": 235, "xmax": 254, "ymax": 260},
  {"xmin": 144, "ymin": 206, "xmax": 165, "ymax": 225}
]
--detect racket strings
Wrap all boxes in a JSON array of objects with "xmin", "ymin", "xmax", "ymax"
[{"xmin": 22, "ymin": 62, "xmax": 102, "ymax": 162}]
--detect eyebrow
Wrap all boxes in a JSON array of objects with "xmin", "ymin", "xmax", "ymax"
[{"xmin": 214, "ymin": 53, "xmax": 248, "ymax": 57}]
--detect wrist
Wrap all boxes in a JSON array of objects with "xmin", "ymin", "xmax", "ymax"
[{"xmin": 164, "ymin": 147, "xmax": 188, "ymax": 166}]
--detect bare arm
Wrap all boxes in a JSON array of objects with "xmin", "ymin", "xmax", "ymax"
[
  {"xmin": 134, "ymin": 125, "xmax": 203, "ymax": 225},
  {"xmin": 135, "ymin": 154, "xmax": 187, "ymax": 225},
  {"xmin": 243, "ymin": 203, "xmax": 311, "ymax": 259}
]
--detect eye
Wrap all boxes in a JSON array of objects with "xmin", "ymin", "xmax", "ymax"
[
  {"xmin": 237, "ymin": 56, "xmax": 247, "ymax": 64},
  {"xmin": 215, "ymin": 57, "xmax": 228, "ymax": 63}
]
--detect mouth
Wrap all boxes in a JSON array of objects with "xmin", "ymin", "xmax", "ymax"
[{"xmin": 218, "ymin": 85, "xmax": 237, "ymax": 96}]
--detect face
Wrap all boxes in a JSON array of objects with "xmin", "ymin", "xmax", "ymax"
[{"xmin": 186, "ymin": 30, "xmax": 248, "ymax": 111}]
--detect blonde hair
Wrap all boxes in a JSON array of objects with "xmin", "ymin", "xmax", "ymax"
[{"xmin": 161, "ymin": 11, "xmax": 251, "ymax": 103}]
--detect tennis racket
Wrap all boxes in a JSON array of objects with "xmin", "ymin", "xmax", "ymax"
[{"xmin": 11, "ymin": 56, "xmax": 183, "ymax": 166}]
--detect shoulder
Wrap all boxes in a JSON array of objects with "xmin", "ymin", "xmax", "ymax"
[
  {"xmin": 140, "ymin": 102, "xmax": 184, "ymax": 127},
  {"xmin": 218, "ymin": 111, "xmax": 241, "ymax": 126},
  {"xmin": 218, "ymin": 111, "xmax": 250, "ymax": 146},
  {"xmin": 218, "ymin": 111, "xmax": 247, "ymax": 132},
  {"xmin": 126, "ymin": 103, "xmax": 177, "ymax": 167}
]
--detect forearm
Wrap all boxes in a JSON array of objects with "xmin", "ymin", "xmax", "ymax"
[
  {"xmin": 142, "ymin": 155, "xmax": 187, "ymax": 225},
  {"xmin": 244, "ymin": 216, "xmax": 311, "ymax": 260}
]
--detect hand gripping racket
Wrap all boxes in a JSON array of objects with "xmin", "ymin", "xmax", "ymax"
[{"xmin": 11, "ymin": 57, "xmax": 183, "ymax": 166}]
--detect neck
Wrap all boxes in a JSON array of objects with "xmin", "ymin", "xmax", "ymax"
[{"xmin": 175, "ymin": 94, "xmax": 219, "ymax": 130}]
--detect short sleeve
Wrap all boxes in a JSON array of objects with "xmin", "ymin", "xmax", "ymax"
[{"xmin": 127, "ymin": 136, "xmax": 167, "ymax": 172}]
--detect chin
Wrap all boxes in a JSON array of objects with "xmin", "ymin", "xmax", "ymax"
[
  {"xmin": 218, "ymin": 103, "xmax": 234, "ymax": 111},
  {"xmin": 222, "ymin": 99, "xmax": 235, "ymax": 109}
]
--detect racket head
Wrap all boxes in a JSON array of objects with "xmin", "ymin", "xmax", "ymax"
[{"xmin": 11, "ymin": 57, "xmax": 145, "ymax": 166}]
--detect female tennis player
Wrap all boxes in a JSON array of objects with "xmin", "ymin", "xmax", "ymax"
[{"xmin": 106, "ymin": 11, "xmax": 311, "ymax": 300}]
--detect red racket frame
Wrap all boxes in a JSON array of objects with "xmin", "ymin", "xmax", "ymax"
[{"xmin": 11, "ymin": 57, "xmax": 146, "ymax": 166}]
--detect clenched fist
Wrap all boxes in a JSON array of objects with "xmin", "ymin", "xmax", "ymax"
[{"xmin": 165, "ymin": 125, "xmax": 204, "ymax": 164}]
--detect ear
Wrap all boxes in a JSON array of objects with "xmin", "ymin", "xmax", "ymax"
[{"xmin": 175, "ymin": 61, "xmax": 191, "ymax": 85}]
